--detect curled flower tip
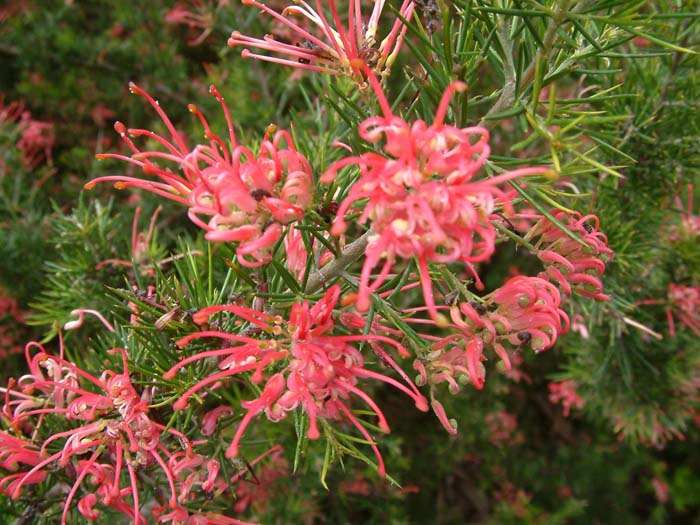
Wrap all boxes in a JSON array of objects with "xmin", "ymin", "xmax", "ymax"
[
  {"xmin": 414, "ymin": 394, "xmax": 430, "ymax": 413},
  {"xmin": 187, "ymin": 103, "xmax": 199, "ymax": 115},
  {"xmin": 114, "ymin": 121, "xmax": 127, "ymax": 135},
  {"xmin": 431, "ymin": 398, "xmax": 458, "ymax": 435},
  {"xmin": 64, "ymin": 308, "xmax": 116, "ymax": 332},
  {"xmin": 208, "ymin": 84, "xmax": 222, "ymax": 99},
  {"xmin": 83, "ymin": 181, "xmax": 96, "ymax": 190},
  {"xmin": 306, "ymin": 420, "xmax": 321, "ymax": 440},
  {"xmin": 128, "ymin": 81, "xmax": 144, "ymax": 96},
  {"xmin": 202, "ymin": 406, "xmax": 234, "ymax": 436},
  {"xmin": 265, "ymin": 123, "xmax": 278, "ymax": 135}
]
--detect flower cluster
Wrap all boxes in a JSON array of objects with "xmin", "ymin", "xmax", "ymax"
[
  {"xmin": 548, "ymin": 380, "xmax": 585, "ymax": 417},
  {"xmin": 668, "ymin": 183, "xmax": 700, "ymax": 241},
  {"xmin": 164, "ymin": 285, "xmax": 428, "ymax": 476},
  {"xmin": 1, "ymin": 345, "xmax": 183, "ymax": 523},
  {"xmin": 0, "ymin": 96, "xmax": 54, "ymax": 169},
  {"xmin": 414, "ymin": 276, "xmax": 568, "ymax": 397},
  {"xmin": 86, "ymin": 83, "xmax": 313, "ymax": 267},
  {"xmin": 525, "ymin": 210, "xmax": 614, "ymax": 301},
  {"xmin": 228, "ymin": 0, "xmax": 415, "ymax": 82},
  {"xmin": 0, "ymin": 341, "xmax": 264, "ymax": 525},
  {"xmin": 666, "ymin": 283, "xmax": 700, "ymax": 336},
  {"xmin": 323, "ymin": 74, "xmax": 552, "ymax": 319}
]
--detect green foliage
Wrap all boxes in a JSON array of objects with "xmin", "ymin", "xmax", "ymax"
[{"xmin": 1, "ymin": 1, "xmax": 700, "ymax": 524}]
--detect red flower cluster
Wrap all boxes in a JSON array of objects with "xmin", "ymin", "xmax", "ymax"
[
  {"xmin": 228, "ymin": 0, "xmax": 415, "ymax": 82},
  {"xmin": 415, "ymin": 276, "xmax": 568, "ymax": 394},
  {"xmin": 165, "ymin": 285, "xmax": 427, "ymax": 476},
  {"xmin": 666, "ymin": 283, "xmax": 700, "ymax": 336},
  {"xmin": 0, "ymin": 96, "xmax": 54, "ymax": 169},
  {"xmin": 526, "ymin": 210, "xmax": 614, "ymax": 301},
  {"xmin": 87, "ymin": 83, "xmax": 313, "ymax": 267},
  {"xmin": 323, "ymin": 74, "xmax": 552, "ymax": 319},
  {"xmin": 548, "ymin": 380, "xmax": 585, "ymax": 417},
  {"xmin": 0, "ymin": 345, "xmax": 195, "ymax": 524}
]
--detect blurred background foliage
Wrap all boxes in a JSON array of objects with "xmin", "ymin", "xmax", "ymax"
[{"xmin": 1, "ymin": 0, "xmax": 700, "ymax": 523}]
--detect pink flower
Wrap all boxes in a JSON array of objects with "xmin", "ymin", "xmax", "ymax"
[
  {"xmin": 228, "ymin": 0, "xmax": 415, "ymax": 82},
  {"xmin": 651, "ymin": 478, "xmax": 670, "ymax": 503},
  {"xmin": 485, "ymin": 410, "xmax": 523, "ymax": 447},
  {"xmin": 323, "ymin": 73, "xmax": 552, "ymax": 319},
  {"xmin": 0, "ymin": 96, "xmax": 54, "ymax": 169},
  {"xmin": 526, "ymin": 210, "xmax": 614, "ymax": 301},
  {"xmin": 86, "ymin": 83, "xmax": 313, "ymax": 267},
  {"xmin": 548, "ymin": 380, "xmax": 585, "ymax": 417},
  {"xmin": 165, "ymin": 285, "xmax": 427, "ymax": 476},
  {"xmin": 230, "ymin": 444, "xmax": 287, "ymax": 515},
  {"xmin": 666, "ymin": 283, "xmax": 700, "ymax": 336},
  {"xmin": 668, "ymin": 183, "xmax": 700, "ymax": 240},
  {"xmin": 413, "ymin": 276, "xmax": 567, "ymax": 393},
  {"xmin": 2, "ymin": 345, "xmax": 193, "ymax": 524},
  {"xmin": 283, "ymin": 224, "xmax": 333, "ymax": 282},
  {"xmin": 165, "ymin": 1, "xmax": 215, "ymax": 46}
]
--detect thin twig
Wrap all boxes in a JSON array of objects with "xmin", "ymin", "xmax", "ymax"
[{"xmin": 304, "ymin": 230, "xmax": 372, "ymax": 294}]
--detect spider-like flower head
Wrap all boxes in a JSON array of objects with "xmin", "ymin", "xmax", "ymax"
[
  {"xmin": 166, "ymin": 285, "xmax": 427, "ymax": 476},
  {"xmin": 86, "ymin": 84, "xmax": 313, "ymax": 267},
  {"xmin": 229, "ymin": 0, "xmax": 415, "ymax": 83},
  {"xmin": 323, "ymin": 70, "xmax": 553, "ymax": 319}
]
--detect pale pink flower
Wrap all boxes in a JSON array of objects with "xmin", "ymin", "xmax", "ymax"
[
  {"xmin": 548, "ymin": 380, "xmax": 585, "ymax": 417},
  {"xmin": 403, "ymin": 277, "xmax": 566, "ymax": 434},
  {"xmin": 283, "ymin": 225, "xmax": 333, "ymax": 282},
  {"xmin": 165, "ymin": 285, "xmax": 427, "ymax": 476},
  {"xmin": 230, "ymin": 444, "xmax": 287, "ymax": 515},
  {"xmin": 323, "ymin": 74, "xmax": 552, "ymax": 319},
  {"xmin": 86, "ymin": 83, "xmax": 313, "ymax": 267},
  {"xmin": 17, "ymin": 118, "xmax": 54, "ymax": 168},
  {"xmin": 228, "ymin": 0, "xmax": 415, "ymax": 82}
]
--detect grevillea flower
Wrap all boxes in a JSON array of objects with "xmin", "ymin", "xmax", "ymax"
[
  {"xmin": 165, "ymin": 1, "xmax": 217, "ymax": 46},
  {"xmin": 95, "ymin": 206, "xmax": 162, "ymax": 275},
  {"xmin": 1, "ymin": 344, "xmax": 193, "ymax": 524},
  {"xmin": 86, "ymin": 83, "xmax": 313, "ymax": 267},
  {"xmin": 0, "ymin": 96, "xmax": 54, "ymax": 169},
  {"xmin": 283, "ymin": 225, "xmax": 333, "ymax": 282},
  {"xmin": 668, "ymin": 183, "xmax": 700, "ymax": 241},
  {"xmin": 322, "ymin": 72, "xmax": 552, "ymax": 319},
  {"xmin": 164, "ymin": 285, "xmax": 427, "ymax": 476},
  {"xmin": 548, "ymin": 380, "xmax": 585, "ymax": 417},
  {"xmin": 525, "ymin": 210, "xmax": 614, "ymax": 301},
  {"xmin": 230, "ymin": 444, "xmax": 287, "ymax": 515},
  {"xmin": 666, "ymin": 283, "xmax": 700, "ymax": 336},
  {"xmin": 485, "ymin": 410, "xmax": 523, "ymax": 447},
  {"xmin": 414, "ymin": 276, "xmax": 568, "ymax": 394},
  {"xmin": 228, "ymin": 0, "xmax": 415, "ymax": 82}
]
